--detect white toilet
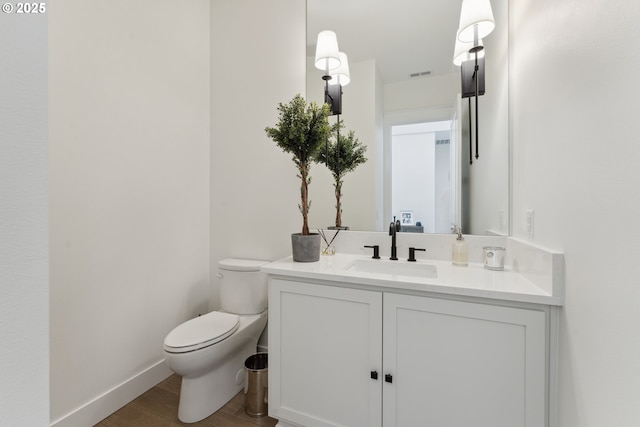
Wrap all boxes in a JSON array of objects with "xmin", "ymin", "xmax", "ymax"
[{"xmin": 163, "ymin": 258, "xmax": 269, "ymax": 423}]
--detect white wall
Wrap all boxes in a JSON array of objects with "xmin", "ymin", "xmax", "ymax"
[
  {"xmin": 46, "ymin": 1, "xmax": 305, "ymax": 423},
  {"xmin": 0, "ymin": 6, "xmax": 50, "ymax": 426},
  {"xmin": 384, "ymin": 72, "xmax": 459, "ymax": 113},
  {"xmin": 49, "ymin": 1, "xmax": 211, "ymax": 425},
  {"xmin": 210, "ymin": 0, "xmax": 305, "ymax": 351},
  {"xmin": 210, "ymin": 0, "xmax": 306, "ymax": 308},
  {"xmin": 342, "ymin": 60, "xmax": 380, "ymax": 231},
  {"xmin": 510, "ymin": 0, "xmax": 640, "ymax": 425}
]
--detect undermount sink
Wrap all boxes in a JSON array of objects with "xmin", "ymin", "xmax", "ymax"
[{"xmin": 347, "ymin": 258, "xmax": 438, "ymax": 279}]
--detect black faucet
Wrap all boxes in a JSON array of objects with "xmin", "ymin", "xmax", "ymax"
[
  {"xmin": 389, "ymin": 216, "xmax": 401, "ymax": 260},
  {"xmin": 364, "ymin": 245, "xmax": 380, "ymax": 259},
  {"xmin": 408, "ymin": 247, "xmax": 426, "ymax": 262}
]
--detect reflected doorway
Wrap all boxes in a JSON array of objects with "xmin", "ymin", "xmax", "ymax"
[{"xmin": 390, "ymin": 121, "xmax": 455, "ymax": 234}]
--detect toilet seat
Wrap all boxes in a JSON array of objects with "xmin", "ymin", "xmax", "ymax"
[{"xmin": 164, "ymin": 311, "xmax": 240, "ymax": 354}]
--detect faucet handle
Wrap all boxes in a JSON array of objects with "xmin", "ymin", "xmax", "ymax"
[
  {"xmin": 364, "ymin": 245, "xmax": 380, "ymax": 259},
  {"xmin": 408, "ymin": 247, "xmax": 426, "ymax": 262},
  {"xmin": 389, "ymin": 217, "xmax": 401, "ymax": 234}
]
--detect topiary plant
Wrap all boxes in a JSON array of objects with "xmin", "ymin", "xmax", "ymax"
[
  {"xmin": 265, "ymin": 94, "xmax": 331, "ymax": 235},
  {"xmin": 316, "ymin": 122, "xmax": 367, "ymax": 228}
]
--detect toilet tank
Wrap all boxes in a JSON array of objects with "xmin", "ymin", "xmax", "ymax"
[{"xmin": 218, "ymin": 258, "xmax": 269, "ymax": 314}]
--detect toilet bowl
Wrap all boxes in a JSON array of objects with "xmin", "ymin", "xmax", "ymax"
[{"xmin": 163, "ymin": 258, "xmax": 269, "ymax": 423}]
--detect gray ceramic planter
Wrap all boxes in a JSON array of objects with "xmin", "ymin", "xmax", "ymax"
[{"xmin": 291, "ymin": 233, "xmax": 321, "ymax": 262}]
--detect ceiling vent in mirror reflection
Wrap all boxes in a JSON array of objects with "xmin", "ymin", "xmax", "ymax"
[{"xmin": 409, "ymin": 70, "xmax": 431, "ymax": 78}]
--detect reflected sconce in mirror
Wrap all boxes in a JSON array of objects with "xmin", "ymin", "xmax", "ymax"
[
  {"xmin": 314, "ymin": 30, "xmax": 342, "ymax": 115},
  {"xmin": 326, "ymin": 51, "xmax": 350, "ymax": 116},
  {"xmin": 315, "ymin": 31, "xmax": 351, "ymax": 175},
  {"xmin": 455, "ymin": 0, "xmax": 495, "ymax": 165}
]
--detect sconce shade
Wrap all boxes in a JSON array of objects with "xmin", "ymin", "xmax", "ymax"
[
  {"xmin": 457, "ymin": 0, "xmax": 495, "ymax": 43},
  {"xmin": 329, "ymin": 52, "xmax": 350, "ymax": 86},
  {"xmin": 453, "ymin": 38, "xmax": 484, "ymax": 66},
  {"xmin": 315, "ymin": 30, "xmax": 341, "ymax": 72}
]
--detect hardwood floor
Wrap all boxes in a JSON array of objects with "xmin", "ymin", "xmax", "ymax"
[{"xmin": 95, "ymin": 374, "xmax": 278, "ymax": 427}]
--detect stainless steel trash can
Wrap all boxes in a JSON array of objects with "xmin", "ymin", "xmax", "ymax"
[{"xmin": 244, "ymin": 353, "xmax": 268, "ymax": 417}]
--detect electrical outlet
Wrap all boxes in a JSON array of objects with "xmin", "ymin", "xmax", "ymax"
[{"xmin": 525, "ymin": 210, "xmax": 534, "ymax": 237}]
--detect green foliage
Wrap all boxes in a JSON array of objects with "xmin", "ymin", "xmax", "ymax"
[
  {"xmin": 265, "ymin": 94, "xmax": 331, "ymax": 235},
  {"xmin": 317, "ymin": 123, "xmax": 368, "ymax": 183},
  {"xmin": 316, "ymin": 122, "xmax": 367, "ymax": 227},
  {"xmin": 265, "ymin": 94, "xmax": 331, "ymax": 176}
]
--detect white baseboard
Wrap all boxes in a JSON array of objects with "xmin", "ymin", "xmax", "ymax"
[{"xmin": 50, "ymin": 359, "xmax": 173, "ymax": 427}]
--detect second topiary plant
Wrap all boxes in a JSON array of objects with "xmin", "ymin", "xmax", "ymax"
[{"xmin": 317, "ymin": 121, "xmax": 368, "ymax": 229}]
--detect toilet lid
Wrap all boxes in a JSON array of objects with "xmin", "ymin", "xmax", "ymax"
[
  {"xmin": 219, "ymin": 258, "xmax": 269, "ymax": 272},
  {"xmin": 163, "ymin": 311, "xmax": 240, "ymax": 353}
]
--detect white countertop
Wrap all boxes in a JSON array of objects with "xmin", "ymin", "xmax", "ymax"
[{"xmin": 262, "ymin": 253, "xmax": 563, "ymax": 306}]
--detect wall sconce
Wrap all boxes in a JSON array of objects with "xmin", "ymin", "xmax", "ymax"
[
  {"xmin": 314, "ymin": 30, "xmax": 342, "ymax": 116},
  {"xmin": 326, "ymin": 51, "xmax": 350, "ymax": 116},
  {"xmin": 455, "ymin": 0, "xmax": 495, "ymax": 164},
  {"xmin": 314, "ymin": 30, "xmax": 341, "ymax": 72},
  {"xmin": 453, "ymin": 38, "xmax": 485, "ymax": 67},
  {"xmin": 457, "ymin": 0, "xmax": 495, "ymax": 44}
]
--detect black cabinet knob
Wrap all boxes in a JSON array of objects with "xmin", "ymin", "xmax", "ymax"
[
  {"xmin": 385, "ymin": 374, "xmax": 393, "ymax": 383},
  {"xmin": 371, "ymin": 371, "xmax": 378, "ymax": 380}
]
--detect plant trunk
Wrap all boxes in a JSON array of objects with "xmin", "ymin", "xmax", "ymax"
[
  {"xmin": 301, "ymin": 165, "xmax": 310, "ymax": 235},
  {"xmin": 334, "ymin": 179, "xmax": 342, "ymax": 228}
]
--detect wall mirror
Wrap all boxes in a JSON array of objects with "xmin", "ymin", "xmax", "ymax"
[{"xmin": 306, "ymin": 0, "xmax": 509, "ymax": 236}]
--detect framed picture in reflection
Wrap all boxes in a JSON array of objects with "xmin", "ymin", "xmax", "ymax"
[{"xmin": 400, "ymin": 211, "xmax": 413, "ymax": 225}]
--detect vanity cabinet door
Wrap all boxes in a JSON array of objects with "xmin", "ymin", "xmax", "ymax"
[
  {"xmin": 382, "ymin": 293, "xmax": 547, "ymax": 427},
  {"xmin": 269, "ymin": 278, "xmax": 383, "ymax": 427}
]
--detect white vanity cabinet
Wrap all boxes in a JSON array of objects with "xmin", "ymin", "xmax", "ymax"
[
  {"xmin": 269, "ymin": 278, "xmax": 383, "ymax": 427},
  {"xmin": 269, "ymin": 277, "xmax": 549, "ymax": 427},
  {"xmin": 382, "ymin": 292, "xmax": 546, "ymax": 427}
]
